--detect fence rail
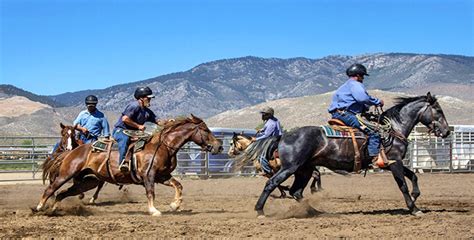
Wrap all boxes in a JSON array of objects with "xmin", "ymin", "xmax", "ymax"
[{"xmin": 1, "ymin": 125, "xmax": 473, "ymax": 182}]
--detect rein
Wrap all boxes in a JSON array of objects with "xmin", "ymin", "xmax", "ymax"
[
  {"xmin": 145, "ymin": 121, "xmax": 208, "ymax": 178},
  {"xmin": 417, "ymin": 103, "xmax": 436, "ymax": 135}
]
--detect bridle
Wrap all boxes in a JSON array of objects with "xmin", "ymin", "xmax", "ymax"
[
  {"xmin": 417, "ymin": 102, "xmax": 439, "ymax": 135},
  {"xmin": 190, "ymin": 122, "xmax": 214, "ymax": 152}
]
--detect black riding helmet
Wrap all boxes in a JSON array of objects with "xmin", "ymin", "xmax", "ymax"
[
  {"xmin": 85, "ymin": 95, "xmax": 98, "ymax": 105},
  {"xmin": 346, "ymin": 63, "xmax": 369, "ymax": 77},
  {"xmin": 134, "ymin": 86, "xmax": 155, "ymax": 100}
]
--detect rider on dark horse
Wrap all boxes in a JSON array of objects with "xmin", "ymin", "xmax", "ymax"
[
  {"xmin": 251, "ymin": 107, "xmax": 282, "ymax": 176},
  {"xmin": 112, "ymin": 86, "xmax": 169, "ymax": 172},
  {"xmin": 328, "ymin": 63, "xmax": 390, "ymax": 168},
  {"xmin": 73, "ymin": 95, "xmax": 111, "ymax": 143}
]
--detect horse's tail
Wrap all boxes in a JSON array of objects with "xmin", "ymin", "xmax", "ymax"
[
  {"xmin": 233, "ymin": 136, "xmax": 279, "ymax": 172},
  {"xmin": 42, "ymin": 151, "xmax": 66, "ymax": 184}
]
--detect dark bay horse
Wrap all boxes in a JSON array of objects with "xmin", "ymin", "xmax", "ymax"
[
  {"xmin": 251, "ymin": 92, "xmax": 450, "ymax": 217},
  {"xmin": 37, "ymin": 115, "xmax": 223, "ymax": 216},
  {"xmin": 228, "ymin": 133, "xmax": 323, "ymax": 198}
]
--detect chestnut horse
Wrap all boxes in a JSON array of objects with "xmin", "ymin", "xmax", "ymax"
[
  {"xmin": 227, "ymin": 133, "xmax": 323, "ymax": 198},
  {"xmin": 37, "ymin": 115, "xmax": 223, "ymax": 216},
  {"xmin": 43, "ymin": 123, "xmax": 109, "ymax": 204}
]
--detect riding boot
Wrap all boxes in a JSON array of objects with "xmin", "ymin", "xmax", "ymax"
[
  {"xmin": 119, "ymin": 160, "xmax": 129, "ymax": 172},
  {"xmin": 371, "ymin": 153, "xmax": 396, "ymax": 169}
]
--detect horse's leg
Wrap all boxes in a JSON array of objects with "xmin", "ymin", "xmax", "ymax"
[
  {"xmin": 160, "ymin": 177, "xmax": 183, "ymax": 211},
  {"xmin": 89, "ymin": 181, "xmax": 106, "ymax": 204},
  {"xmin": 310, "ymin": 168, "xmax": 322, "ymax": 194},
  {"xmin": 36, "ymin": 176, "xmax": 72, "ymax": 211},
  {"xmin": 403, "ymin": 166, "xmax": 420, "ymax": 202},
  {"xmin": 276, "ymin": 185, "xmax": 287, "ymax": 198},
  {"xmin": 144, "ymin": 171, "xmax": 161, "ymax": 217},
  {"xmin": 389, "ymin": 162, "xmax": 422, "ymax": 216},
  {"xmin": 53, "ymin": 175, "xmax": 100, "ymax": 211},
  {"xmin": 289, "ymin": 167, "xmax": 313, "ymax": 201},
  {"xmin": 255, "ymin": 166, "xmax": 299, "ymax": 217}
]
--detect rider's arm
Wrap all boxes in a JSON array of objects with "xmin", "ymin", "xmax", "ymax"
[
  {"xmin": 256, "ymin": 121, "xmax": 275, "ymax": 141},
  {"xmin": 122, "ymin": 115, "xmax": 145, "ymax": 130},
  {"xmin": 101, "ymin": 117, "xmax": 111, "ymax": 137},
  {"xmin": 351, "ymin": 84, "xmax": 381, "ymax": 106},
  {"xmin": 73, "ymin": 111, "xmax": 88, "ymax": 133}
]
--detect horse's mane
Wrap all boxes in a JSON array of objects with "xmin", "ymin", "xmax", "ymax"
[
  {"xmin": 149, "ymin": 116, "xmax": 204, "ymax": 143},
  {"xmin": 382, "ymin": 95, "xmax": 437, "ymax": 122}
]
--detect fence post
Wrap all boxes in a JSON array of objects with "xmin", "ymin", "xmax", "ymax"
[{"xmin": 31, "ymin": 137, "xmax": 36, "ymax": 179}]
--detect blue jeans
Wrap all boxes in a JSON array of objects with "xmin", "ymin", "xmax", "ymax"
[
  {"xmin": 332, "ymin": 111, "xmax": 381, "ymax": 157},
  {"xmin": 259, "ymin": 151, "xmax": 272, "ymax": 175},
  {"xmin": 78, "ymin": 134, "xmax": 97, "ymax": 144},
  {"xmin": 113, "ymin": 128, "xmax": 130, "ymax": 165},
  {"xmin": 51, "ymin": 142, "xmax": 60, "ymax": 154}
]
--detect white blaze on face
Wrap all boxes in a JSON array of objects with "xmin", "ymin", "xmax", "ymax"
[{"xmin": 66, "ymin": 129, "xmax": 73, "ymax": 150}]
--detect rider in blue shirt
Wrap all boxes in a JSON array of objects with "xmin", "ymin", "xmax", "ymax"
[
  {"xmin": 73, "ymin": 95, "xmax": 110, "ymax": 144},
  {"xmin": 113, "ymin": 86, "xmax": 169, "ymax": 172},
  {"xmin": 252, "ymin": 107, "xmax": 282, "ymax": 176},
  {"xmin": 328, "ymin": 63, "xmax": 386, "ymax": 167}
]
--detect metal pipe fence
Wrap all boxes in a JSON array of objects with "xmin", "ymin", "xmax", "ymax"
[{"xmin": 0, "ymin": 125, "xmax": 473, "ymax": 182}]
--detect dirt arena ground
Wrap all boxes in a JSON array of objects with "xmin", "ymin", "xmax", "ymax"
[{"xmin": 0, "ymin": 173, "xmax": 473, "ymax": 238}]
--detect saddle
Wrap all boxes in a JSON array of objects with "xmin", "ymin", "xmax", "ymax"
[
  {"xmin": 91, "ymin": 132, "xmax": 152, "ymax": 184},
  {"xmin": 325, "ymin": 116, "xmax": 393, "ymax": 172}
]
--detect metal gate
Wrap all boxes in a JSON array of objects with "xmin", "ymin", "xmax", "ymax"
[{"xmin": 1, "ymin": 125, "xmax": 473, "ymax": 182}]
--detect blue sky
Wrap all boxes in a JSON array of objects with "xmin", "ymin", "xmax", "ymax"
[{"xmin": 1, "ymin": 0, "xmax": 473, "ymax": 95}]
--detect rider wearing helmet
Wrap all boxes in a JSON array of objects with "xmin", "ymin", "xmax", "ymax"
[
  {"xmin": 73, "ymin": 95, "xmax": 110, "ymax": 144},
  {"xmin": 113, "ymin": 86, "xmax": 169, "ymax": 172},
  {"xmin": 251, "ymin": 106, "xmax": 282, "ymax": 176},
  {"xmin": 328, "ymin": 63, "xmax": 386, "ymax": 168}
]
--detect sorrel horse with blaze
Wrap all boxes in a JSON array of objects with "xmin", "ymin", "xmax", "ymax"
[
  {"xmin": 245, "ymin": 93, "xmax": 450, "ymax": 217},
  {"xmin": 43, "ymin": 123, "xmax": 108, "ymax": 204},
  {"xmin": 37, "ymin": 115, "xmax": 223, "ymax": 216}
]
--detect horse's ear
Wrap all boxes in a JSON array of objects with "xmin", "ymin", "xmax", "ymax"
[
  {"xmin": 190, "ymin": 114, "xmax": 202, "ymax": 123},
  {"xmin": 60, "ymin": 122, "xmax": 65, "ymax": 129},
  {"xmin": 426, "ymin": 92, "xmax": 435, "ymax": 103}
]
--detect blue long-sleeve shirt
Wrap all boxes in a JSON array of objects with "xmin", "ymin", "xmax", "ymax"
[
  {"xmin": 256, "ymin": 117, "xmax": 282, "ymax": 141},
  {"xmin": 73, "ymin": 109, "xmax": 110, "ymax": 137},
  {"xmin": 328, "ymin": 79, "xmax": 381, "ymax": 114}
]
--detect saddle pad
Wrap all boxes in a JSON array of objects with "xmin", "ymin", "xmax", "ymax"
[
  {"xmin": 91, "ymin": 140, "xmax": 118, "ymax": 152},
  {"xmin": 322, "ymin": 125, "xmax": 366, "ymax": 139}
]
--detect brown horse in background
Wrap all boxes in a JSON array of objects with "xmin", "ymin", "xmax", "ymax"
[
  {"xmin": 43, "ymin": 123, "xmax": 108, "ymax": 204},
  {"xmin": 228, "ymin": 133, "xmax": 323, "ymax": 198},
  {"xmin": 37, "ymin": 115, "xmax": 223, "ymax": 216}
]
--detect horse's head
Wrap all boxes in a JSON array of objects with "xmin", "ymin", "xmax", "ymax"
[
  {"xmin": 188, "ymin": 115, "xmax": 223, "ymax": 154},
  {"xmin": 59, "ymin": 123, "xmax": 77, "ymax": 151},
  {"xmin": 228, "ymin": 132, "xmax": 252, "ymax": 157},
  {"xmin": 418, "ymin": 92, "xmax": 450, "ymax": 138}
]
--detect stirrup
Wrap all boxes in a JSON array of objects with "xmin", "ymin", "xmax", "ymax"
[
  {"xmin": 119, "ymin": 162, "xmax": 129, "ymax": 172},
  {"xmin": 373, "ymin": 157, "xmax": 396, "ymax": 168}
]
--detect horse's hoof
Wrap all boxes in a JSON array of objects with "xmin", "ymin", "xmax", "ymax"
[
  {"xmin": 78, "ymin": 193, "xmax": 85, "ymax": 200},
  {"xmin": 89, "ymin": 198, "xmax": 96, "ymax": 204},
  {"xmin": 35, "ymin": 204, "xmax": 43, "ymax": 212},
  {"xmin": 257, "ymin": 214, "xmax": 266, "ymax": 219},
  {"xmin": 412, "ymin": 210, "xmax": 424, "ymax": 217},
  {"xmin": 151, "ymin": 211, "xmax": 162, "ymax": 217},
  {"xmin": 169, "ymin": 202, "xmax": 180, "ymax": 211}
]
